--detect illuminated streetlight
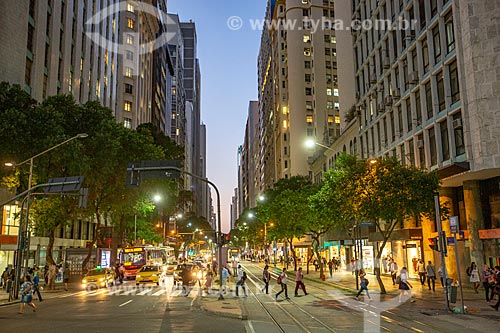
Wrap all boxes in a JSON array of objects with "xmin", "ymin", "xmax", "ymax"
[
  {"xmin": 153, "ymin": 195, "xmax": 161, "ymax": 202},
  {"xmin": 304, "ymin": 138, "xmax": 335, "ymax": 151},
  {"xmin": 368, "ymin": 158, "xmax": 378, "ymax": 165},
  {"xmin": 248, "ymin": 212, "xmax": 254, "ymax": 218},
  {"xmin": 258, "ymin": 195, "xmax": 265, "ymax": 202}
]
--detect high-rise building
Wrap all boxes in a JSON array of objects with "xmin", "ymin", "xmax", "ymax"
[
  {"xmin": 256, "ymin": 0, "xmax": 341, "ymax": 194},
  {"xmin": 310, "ymin": 0, "xmax": 500, "ymax": 280}
]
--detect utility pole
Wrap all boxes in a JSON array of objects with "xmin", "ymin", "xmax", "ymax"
[{"xmin": 435, "ymin": 195, "xmax": 450, "ymax": 312}]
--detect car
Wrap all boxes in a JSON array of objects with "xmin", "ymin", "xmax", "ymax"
[
  {"xmin": 135, "ymin": 265, "xmax": 163, "ymax": 286},
  {"xmin": 173, "ymin": 264, "xmax": 200, "ymax": 286},
  {"xmin": 164, "ymin": 260, "xmax": 178, "ymax": 275},
  {"xmin": 82, "ymin": 268, "xmax": 115, "ymax": 290}
]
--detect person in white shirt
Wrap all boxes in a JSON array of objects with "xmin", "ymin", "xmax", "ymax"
[
  {"xmin": 398, "ymin": 267, "xmax": 414, "ymax": 303},
  {"xmin": 235, "ymin": 265, "xmax": 247, "ymax": 297},
  {"xmin": 231, "ymin": 259, "xmax": 238, "ymax": 276},
  {"xmin": 275, "ymin": 268, "xmax": 289, "ymax": 300}
]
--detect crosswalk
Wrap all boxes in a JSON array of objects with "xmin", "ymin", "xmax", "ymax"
[{"xmin": 59, "ymin": 284, "xmax": 202, "ymax": 298}]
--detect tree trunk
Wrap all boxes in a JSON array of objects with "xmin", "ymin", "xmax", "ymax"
[
  {"xmin": 306, "ymin": 247, "xmax": 312, "ymax": 274},
  {"xmin": 312, "ymin": 235, "xmax": 324, "ymax": 279},
  {"xmin": 288, "ymin": 238, "xmax": 298, "ymax": 270},
  {"xmin": 374, "ymin": 220, "xmax": 398, "ymax": 295},
  {"xmin": 46, "ymin": 228, "xmax": 57, "ymax": 265},
  {"xmin": 82, "ymin": 208, "xmax": 101, "ymax": 272}
]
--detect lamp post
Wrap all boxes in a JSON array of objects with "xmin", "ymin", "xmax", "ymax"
[
  {"xmin": 5, "ymin": 133, "xmax": 88, "ymax": 298},
  {"xmin": 304, "ymin": 139, "xmax": 335, "ymax": 151}
]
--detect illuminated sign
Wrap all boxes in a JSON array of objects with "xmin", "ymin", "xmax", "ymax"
[{"xmin": 124, "ymin": 247, "xmax": 143, "ymax": 253}]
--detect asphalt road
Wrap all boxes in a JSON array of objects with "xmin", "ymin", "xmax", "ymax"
[{"xmin": 0, "ymin": 277, "xmax": 245, "ymax": 333}]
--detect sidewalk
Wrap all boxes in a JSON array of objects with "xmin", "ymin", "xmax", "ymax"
[{"xmin": 0, "ymin": 283, "xmax": 71, "ymax": 306}]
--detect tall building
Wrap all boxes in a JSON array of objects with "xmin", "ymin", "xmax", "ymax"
[
  {"xmin": 310, "ymin": 0, "xmax": 500, "ymax": 279},
  {"xmin": 256, "ymin": 0, "xmax": 341, "ymax": 192}
]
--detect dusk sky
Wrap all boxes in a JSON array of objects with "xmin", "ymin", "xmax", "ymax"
[{"xmin": 168, "ymin": 0, "xmax": 268, "ymax": 231}]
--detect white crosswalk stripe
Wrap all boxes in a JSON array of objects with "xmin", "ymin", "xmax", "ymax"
[{"xmin": 58, "ymin": 285, "xmax": 202, "ymax": 298}]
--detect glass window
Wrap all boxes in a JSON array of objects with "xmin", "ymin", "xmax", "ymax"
[
  {"xmin": 445, "ymin": 12, "xmax": 455, "ymax": 53},
  {"xmin": 415, "ymin": 90, "xmax": 422, "ymax": 125},
  {"xmin": 430, "ymin": 0, "xmax": 438, "ymax": 18},
  {"xmin": 327, "ymin": 88, "xmax": 332, "ymax": 96},
  {"xmin": 418, "ymin": 134, "xmax": 426, "ymax": 167},
  {"xmin": 127, "ymin": 18, "xmax": 135, "ymax": 29},
  {"xmin": 437, "ymin": 73, "xmax": 445, "ymax": 111},
  {"xmin": 304, "ymin": 34, "xmax": 311, "ymax": 43},
  {"xmin": 304, "ymin": 61, "xmax": 311, "ymax": 69},
  {"xmin": 422, "ymin": 38, "xmax": 430, "ymax": 73},
  {"xmin": 406, "ymin": 98, "xmax": 413, "ymax": 132},
  {"xmin": 127, "ymin": 3, "xmax": 134, "ymax": 12},
  {"xmin": 453, "ymin": 113, "xmax": 465, "ymax": 155},
  {"xmin": 306, "ymin": 88, "xmax": 312, "ymax": 95},
  {"xmin": 425, "ymin": 81, "xmax": 433, "ymax": 119},
  {"xmin": 449, "ymin": 61, "xmax": 460, "ymax": 104},
  {"xmin": 124, "ymin": 118, "xmax": 132, "ymax": 129},
  {"xmin": 306, "ymin": 115, "xmax": 313, "ymax": 123},
  {"xmin": 125, "ymin": 83, "xmax": 133, "ymax": 94},
  {"xmin": 433, "ymin": 26, "xmax": 441, "ymax": 63},
  {"xmin": 440, "ymin": 120, "xmax": 450, "ymax": 161},
  {"xmin": 125, "ymin": 67, "xmax": 133, "ymax": 77},
  {"xmin": 429, "ymin": 127, "xmax": 437, "ymax": 166},
  {"xmin": 335, "ymin": 115, "xmax": 340, "ymax": 124},
  {"xmin": 333, "ymin": 88, "xmax": 339, "ymax": 96},
  {"xmin": 124, "ymin": 101, "xmax": 132, "ymax": 111},
  {"xmin": 126, "ymin": 34, "xmax": 134, "ymax": 45}
]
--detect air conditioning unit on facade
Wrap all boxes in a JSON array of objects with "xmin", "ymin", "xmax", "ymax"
[
  {"xmin": 408, "ymin": 71, "xmax": 419, "ymax": 84},
  {"xmin": 453, "ymin": 118, "xmax": 463, "ymax": 129}
]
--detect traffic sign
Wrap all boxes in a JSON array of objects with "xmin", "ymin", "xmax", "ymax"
[
  {"xmin": 44, "ymin": 176, "xmax": 84, "ymax": 193},
  {"xmin": 449, "ymin": 216, "xmax": 459, "ymax": 234}
]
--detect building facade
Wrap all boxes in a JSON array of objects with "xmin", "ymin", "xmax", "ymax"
[{"xmin": 310, "ymin": 0, "xmax": 500, "ymax": 278}]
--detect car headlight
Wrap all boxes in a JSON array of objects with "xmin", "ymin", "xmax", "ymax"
[
  {"xmin": 197, "ymin": 272, "xmax": 203, "ymax": 279},
  {"xmin": 99, "ymin": 278, "xmax": 105, "ymax": 282},
  {"xmin": 82, "ymin": 279, "xmax": 87, "ymax": 284},
  {"xmin": 136, "ymin": 274, "xmax": 141, "ymax": 278},
  {"xmin": 174, "ymin": 273, "xmax": 178, "ymax": 277},
  {"xmin": 152, "ymin": 274, "xmax": 157, "ymax": 277}
]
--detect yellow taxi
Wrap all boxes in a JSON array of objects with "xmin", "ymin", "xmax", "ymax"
[
  {"xmin": 135, "ymin": 265, "xmax": 163, "ymax": 286},
  {"xmin": 82, "ymin": 268, "xmax": 115, "ymax": 290},
  {"xmin": 173, "ymin": 263, "xmax": 200, "ymax": 286}
]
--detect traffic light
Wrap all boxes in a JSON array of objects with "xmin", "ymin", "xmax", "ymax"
[
  {"xmin": 220, "ymin": 233, "xmax": 231, "ymax": 245},
  {"xmin": 428, "ymin": 237, "xmax": 440, "ymax": 252}
]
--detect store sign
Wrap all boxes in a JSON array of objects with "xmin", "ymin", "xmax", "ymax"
[
  {"xmin": 100, "ymin": 250, "xmax": 111, "ymax": 268},
  {"xmin": 124, "ymin": 247, "xmax": 143, "ymax": 253}
]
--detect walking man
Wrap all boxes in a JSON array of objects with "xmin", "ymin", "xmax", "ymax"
[
  {"xmin": 33, "ymin": 266, "xmax": 43, "ymax": 302},
  {"xmin": 327, "ymin": 260, "xmax": 333, "ymax": 278},
  {"xmin": 389, "ymin": 259, "xmax": 398, "ymax": 285},
  {"xmin": 231, "ymin": 258, "xmax": 238, "ymax": 277},
  {"xmin": 221, "ymin": 265, "xmax": 230, "ymax": 294},
  {"xmin": 262, "ymin": 265, "xmax": 271, "ymax": 294},
  {"xmin": 355, "ymin": 268, "xmax": 371, "ymax": 300},
  {"xmin": 294, "ymin": 267, "xmax": 307, "ymax": 296},
  {"xmin": 275, "ymin": 268, "xmax": 289, "ymax": 300},
  {"xmin": 417, "ymin": 259, "xmax": 426, "ymax": 286},
  {"xmin": 235, "ymin": 265, "xmax": 247, "ymax": 297},
  {"xmin": 426, "ymin": 260, "xmax": 436, "ymax": 291}
]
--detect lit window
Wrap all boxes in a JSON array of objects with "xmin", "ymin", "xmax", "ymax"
[
  {"xmin": 127, "ymin": 3, "xmax": 134, "ymax": 12},
  {"xmin": 125, "ymin": 67, "xmax": 132, "ymax": 77},
  {"xmin": 282, "ymin": 106, "xmax": 288, "ymax": 114},
  {"xmin": 327, "ymin": 101, "xmax": 333, "ymax": 109},
  {"xmin": 334, "ymin": 102, "xmax": 340, "ymax": 109},
  {"xmin": 104, "ymin": 50, "xmax": 109, "ymax": 65},
  {"xmin": 304, "ymin": 48, "xmax": 311, "ymax": 56},
  {"xmin": 327, "ymin": 88, "xmax": 332, "ymax": 96},
  {"xmin": 283, "ymin": 120, "xmax": 288, "ymax": 129},
  {"xmin": 331, "ymin": 36, "xmax": 336, "ymax": 43},
  {"xmin": 127, "ymin": 18, "xmax": 135, "ymax": 29},
  {"xmin": 124, "ymin": 101, "xmax": 132, "ymax": 111},
  {"xmin": 335, "ymin": 115, "xmax": 341, "ymax": 124},
  {"xmin": 306, "ymin": 115, "xmax": 313, "ymax": 123},
  {"xmin": 126, "ymin": 34, "xmax": 134, "ymax": 45},
  {"xmin": 328, "ymin": 116, "xmax": 334, "ymax": 124},
  {"xmin": 124, "ymin": 118, "xmax": 132, "ymax": 128},
  {"xmin": 333, "ymin": 88, "xmax": 339, "ymax": 96},
  {"xmin": 303, "ymin": 35, "xmax": 311, "ymax": 43},
  {"xmin": 112, "ymin": 18, "xmax": 116, "ymax": 33}
]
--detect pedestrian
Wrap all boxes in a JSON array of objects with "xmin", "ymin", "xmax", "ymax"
[
  {"xmin": 294, "ymin": 267, "xmax": 307, "ymax": 297},
  {"xmin": 275, "ymin": 267, "xmax": 289, "ymax": 300},
  {"xmin": 63, "ymin": 263, "xmax": 70, "ymax": 291},
  {"xmin": 389, "ymin": 259, "xmax": 398, "ymax": 285},
  {"xmin": 489, "ymin": 266, "xmax": 500, "ymax": 311},
  {"xmin": 398, "ymin": 267, "xmax": 414, "ymax": 303},
  {"xmin": 417, "ymin": 259, "xmax": 426, "ymax": 285},
  {"xmin": 1, "ymin": 267, "xmax": 8, "ymax": 289},
  {"xmin": 482, "ymin": 264, "xmax": 494, "ymax": 303},
  {"xmin": 467, "ymin": 262, "xmax": 480, "ymax": 293},
  {"xmin": 221, "ymin": 265, "xmax": 230, "ymax": 294},
  {"xmin": 118, "ymin": 263, "xmax": 125, "ymax": 284},
  {"xmin": 382, "ymin": 257, "xmax": 388, "ymax": 274},
  {"xmin": 426, "ymin": 261, "xmax": 436, "ymax": 292},
  {"xmin": 19, "ymin": 275, "xmax": 37, "ymax": 314},
  {"xmin": 33, "ymin": 266, "xmax": 43, "ymax": 302},
  {"xmin": 235, "ymin": 265, "xmax": 247, "ymax": 297},
  {"xmin": 262, "ymin": 265, "xmax": 271, "ymax": 294},
  {"xmin": 355, "ymin": 268, "xmax": 371, "ymax": 300},
  {"xmin": 180, "ymin": 264, "xmax": 192, "ymax": 296},
  {"xmin": 232, "ymin": 258, "xmax": 238, "ymax": 276},
  {"xmin": 205, "ymin": 265, "xmax": 213, "ymax": 294},
  {"xmin": 327, "ymin": 260, "xmax": 333, "ymax": 278}
]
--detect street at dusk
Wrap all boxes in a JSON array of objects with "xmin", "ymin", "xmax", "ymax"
[{"xmin": 1, "ymin": 0, "xmax": 500, "ymax": 332}]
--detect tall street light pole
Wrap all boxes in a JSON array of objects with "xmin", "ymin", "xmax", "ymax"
[
  {"xmin": 5, "ymin": 133, "xmax": 88, "ymax": 298},
  {"xmin": 164, "ymin": 167, "xmax": 224, "ymax": 300}
]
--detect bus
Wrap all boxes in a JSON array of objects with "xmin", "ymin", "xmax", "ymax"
[{"xmin": 120, "ymin": 246, "xmax": 167, "ymax": 279}]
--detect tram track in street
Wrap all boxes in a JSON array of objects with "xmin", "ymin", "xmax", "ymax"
[{"xmin": 243, "ymin": 262, "xmax": 452, "ymax": 333}]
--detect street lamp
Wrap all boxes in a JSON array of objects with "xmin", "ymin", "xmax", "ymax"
[
  {"xmin": 304, "ymin": 138, "xmax": 335, "ymax": 151},
  {"xmin": 5, "ymin": 133, "xmax": 88, "ymax": 298}
]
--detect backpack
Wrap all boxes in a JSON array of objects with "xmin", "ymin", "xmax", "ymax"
[
  {"xmin": 277, "ymin": 275, "xmax": 282, "ymax": 284},
  {"xmin": 242, "ymin": 271, "xmax": 247, "ymax": 281}
]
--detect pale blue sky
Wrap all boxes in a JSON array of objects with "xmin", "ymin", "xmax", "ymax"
[{"xmin": 168, "ymin": 0, "xmax": 268, "ymax": 231}]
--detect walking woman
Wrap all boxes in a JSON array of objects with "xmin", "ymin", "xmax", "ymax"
[
  {"xmin": 398, "ymin": 267, "xmax": 414, "ymax": 303},
  {"xmin": 262, "ymin": 265, "xmax": 271, "ymax": 294},
  {"xmin": 468, "ymin": 262, "xmax": 480, "ymax": 293},
  {"xmin": 19, "ymin": 275, "xmax": 37, "ymax": 314},
  {"xmin": 355, "ymin": 268, "xmax": 371, "ymax": 300}
]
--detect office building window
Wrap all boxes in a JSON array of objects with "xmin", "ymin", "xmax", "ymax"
[
  {"xmin": 390, "ymin": 111, "xmax": 395, "ymax": 142},
  {"xmin": 397, "ymin": 106, "xmax": 403, "ymax": 138},
  {"xmin": 433, "ymin": 26, "xmax": 441, "ymax": 63},
  {"xmin": 124, "ymin": 118, "xmax": 132, "ymax": 129},
  {"xmin": 440, "ymin": 120, "xmax": 450, "ymax": 161},
  {"xmin": 449, "ymin": 61, "xmax": 460, "ymax": 104},
  {"xmin": 305, "ymin": 74, "xmax": 311, "ymax": 83},
  {"xmin": 430, "ymin": 0, "xmax": 438, "ymax": 18},
  {"xmin": 422, "ymin": 38, "xmax": 430, "ymax": 73},
  {"xmin": 304, "ymin": 61, "xmax": 311, "ymax": 69},
  {"xmin": 284, "ymin": 160, "xmax": 288, "ymax": 168},
  {"xmin": 408, "ymin": 139, "xmax": 415, "ymax": 166},
  {"xmin": 327, "ymin": 101, "xmax": 333, "ymax": 109},
  {"xmin": 304, "ymin": 34, "xmax": 311, "ymax": 43},
  {"xmin": 328, "ymin": 116, "xmax": 334, "ymax": 124},
  {"xmin": 127, "ymin": 3, "xmax": 134, "ymax": 12},
  {"xmin": 306, "ymin": 101, "xmax": 313, "ymax": 111},
  {"xmin": 429, "ymin": 127, "xmax": 437, "ymax": 166},
  {"xmin": 406, "ymin": 98, "xmax": 412, "ymax": 132},
  {"xmin": 125, "ymin": 83, "xmax": 133, "ymax": 94},
  {"xmin": 333, "ymin": 88, "xmax": 339, "ymax": 96},
  {"xmin": 335, "ymin": 115, "xmax": 340, "ymax": 124},
  {"xmin": 306, "ymin": 115, "xmax": 313, "ymax": 124},
  {"xmin": 27, "ymin": 24, "xmax": 35, "ymax": 53},
  {"xmin": 127, "ymin": 18, "xmax": 135, "ymax": 29},
  {"xmin": 126, "ymin": 50, "xmax": 133, "ymax": 61},
  {"xmin": 425, "ymin": 81, "xmax": 433, "ymax": 119},
  {"xmin": 453, "ymin": 113, "xmax": 465, "ymax": 155},
  {"xmin": 126, "ymin": 34, "xmax": 134, "ymax": 45},
  {"xmin": 415, "ymin": 90, "xmax": 422, "ymax": 125},
  {"xmin": 124, "ymin": 101, "xmax": 132, "ymax": 112},
  {"xmin": 25, "ymin": 58, "xmax": 32, "ymax": 86},
  {"xmin": 125, "ymin": 67, "xmax": 133, "ymax": 77},
  {"xmin": 327, "ymin": 88, "xmax": 332, "ymax": 96},
  {"xmin": 418, "ymin": 134, "xmax": 425, "ymax": 167},
  {"xmin": 445, "ymin": 12, "xmax": 455, "ymax": 53},
  {"xmin": 42, "ymin": 74, "xmax": 48, "ymax": 98},
  {"xmin": 418, "ymin": 0, "xmax": 426, "ymax": 29},
  {"xmin": 437, "ymin": 73, "xmax": 445, "ymax": 111},
  {"xmin": 306, "ymin": 88, "xmax": 312, "ymax": 95}
]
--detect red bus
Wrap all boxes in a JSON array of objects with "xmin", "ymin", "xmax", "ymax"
[{"xmin": 120, "ymin": 246, "xmax": 167, "ymax": 279}]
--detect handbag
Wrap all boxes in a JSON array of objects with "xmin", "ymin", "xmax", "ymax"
[{"xmin": 395, "ymin": 276, "xmax": 401, "ymax": 284}]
